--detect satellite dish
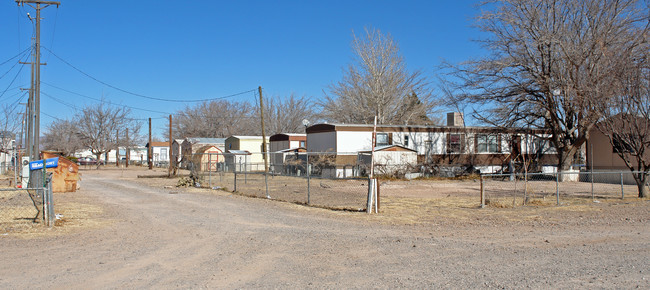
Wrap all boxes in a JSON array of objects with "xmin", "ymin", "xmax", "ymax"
[{"xmin": 302, "ymin": 119, "xmax": 311, "ymax": 127}]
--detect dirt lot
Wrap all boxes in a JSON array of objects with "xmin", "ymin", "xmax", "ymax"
[{"xmin": 1, "ymin": 167, "xmax": 648, "ymax": 288}]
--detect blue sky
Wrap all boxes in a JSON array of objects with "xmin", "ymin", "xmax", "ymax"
[{"xmin": 0, "ymin": 1, "xmax": 485, "ymax": 139}]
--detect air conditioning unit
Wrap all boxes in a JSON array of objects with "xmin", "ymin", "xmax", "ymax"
[{"xmin": 21, "ymin": 156, "xmax": 30, "ymax": 188}]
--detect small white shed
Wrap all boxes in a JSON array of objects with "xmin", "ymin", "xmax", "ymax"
[{"xmin": 358, "ymin": 145, "xmax": 418, "ymax": 176}]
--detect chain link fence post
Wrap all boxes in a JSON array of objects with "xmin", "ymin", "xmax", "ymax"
[
  {"xmin": 555, "ymin": 171, "xmax": 560, "ymax": 205},
  {"xmin": 621, "ymin": 172, "xmax": 624, "ymax": 199}
]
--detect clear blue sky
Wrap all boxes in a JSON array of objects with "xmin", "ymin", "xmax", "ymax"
[{"xmin": 0, "ymin": 0, "xmax": 485, "ymax": 140}]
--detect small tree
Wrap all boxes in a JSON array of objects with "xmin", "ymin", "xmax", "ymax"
[{"xmin": 597, "ymin": 59, "xmax": 650, "ymax": 198}]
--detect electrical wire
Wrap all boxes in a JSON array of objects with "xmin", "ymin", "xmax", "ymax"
[
  {"xmin": 45, "ymin": 7, "xmax": 59, "ymax": 64},
  {"xmin": 0, "ymin": 52, "xmax": 30, "ymax": 99},
  {"xmin": 41, "ymin": 91, "xmax": 78, "ymax": 110},
  {"xmin": 42, "ymin": 82, "xmax": 172, "ymax": 115},
  {"xmin": 0, "ymin": 47, "xmax": 31, "ymax": 67},
  {"xmin": 42, "ymin": 46, "xmax": 257, "ymax": 103}
]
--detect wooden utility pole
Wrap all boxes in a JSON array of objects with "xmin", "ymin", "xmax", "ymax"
[
  {"xmin": 258, "ymin": 86, "xmax": 268, "ymax": 173},
  {"xmin": 148, "ymin": 118, "xmax": 152, "ymax": 170},
  {"xmin": 125, "ymin": 128, "xmax": 129, "ymax": 168},
  {"xmin": 16, "ymin": 0, "xmax": 60, "ymax": 161},
  {"xmin": 115, "ymin": 129, "xmax": 119, "ymax": 167},
  {"xmin": 168, "ymin": 114, "xmax": 173, "ymax": 176}
]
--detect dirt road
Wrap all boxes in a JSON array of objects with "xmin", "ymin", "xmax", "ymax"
[{"xmin": 1, "ymin": 169, "xmax": 648, "ymax": 288}]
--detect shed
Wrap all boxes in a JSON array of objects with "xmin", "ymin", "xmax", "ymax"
[
  {"xmin": 191, "ymin": 145, "xmax": 224, "ymax": 171},
  {"xmin": 42, "ymin": 151, "xmax": 80, "ymax": 192},
  {"xmin": 358, "ymin": 145, "xmax": 418, "ymax": 176}
]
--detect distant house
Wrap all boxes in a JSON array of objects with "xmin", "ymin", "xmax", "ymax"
[
  {"xmin": 224, "ymin": 136, "xmax": 269, "ymax": 172},
  {"xmin": 586, "ymin": 116, "xmax": 650, "ymax": 184},
  {"xmin": 306, "ymin": 113, "xmax": 557, "ymax": 177},
  {"xmin": 145, "ymin": 142, "xmax": 170, "ymax": 165},
  {"xmin": 269, "ymin": 133, "xmax": 306, "ymax": 152},
  {"xmin": 269, "ymin": 133, "xmax": 307, "ymax": 174}
]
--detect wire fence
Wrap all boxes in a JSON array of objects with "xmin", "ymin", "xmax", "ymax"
[
  {"xmin": 480, "ymin": 171, "xmax": 648, "ymax": 207},
  {"xmin": 178, "ymin": 152, "xmax": 648, "ymax": 210},
  {"xmin": 0, "ymin": 170, "xmax": 54, "ymax": 232},
  {"xmin": 185, "ymin": 152, "xmax": 370, "ymax": 211}
]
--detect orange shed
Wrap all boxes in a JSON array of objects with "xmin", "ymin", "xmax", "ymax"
[{"xmin": 42, "ymin": 151, "xmax": 80, "ymax": 192}]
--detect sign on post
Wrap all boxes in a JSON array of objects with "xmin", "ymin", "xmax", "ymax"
[{"xmin": 29, "ymin": 158, "xmax": 59, "ymax": 171}]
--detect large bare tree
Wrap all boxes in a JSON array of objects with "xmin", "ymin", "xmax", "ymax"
[
  {"xmin": 262, "ymin": 94, "xmax": 317, "ymax": 134},
  {"xmin": 173, "ymin": 100, "xmax": 257, "ymax": 138},
  {"xmin": 42, "ymin": 119, "xmax": 82, "ymax": 156},
  {"xmin": 321, "ymin": 27, "xmax": 439, "ymax": 125},
  {"xmin": 449, "ymin": 0, "xmax": 649, "ymax": 173},
  {"xmin": 75, "ymin": 103, "xmax": 137, "ymax": 163}
]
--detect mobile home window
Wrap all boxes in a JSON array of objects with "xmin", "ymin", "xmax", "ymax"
[
  {"xmin": 446, "ymin": 133, "xmax": 465, "ymax": 154},
  {"xmin": 476, "ymin": 134, "xmax": 500, "ymax": 153},
  {"xmin": 376, "ymin": 133, "xmax": 389, "ymax": 146},
  {"xmin": 404, "ymin": 135, "xmax": 409, "ymax": 147}
]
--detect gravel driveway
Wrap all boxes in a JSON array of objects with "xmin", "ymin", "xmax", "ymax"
[{"xmin": 1, "ymin": 169, "xmax": 648, "ymax": 288}]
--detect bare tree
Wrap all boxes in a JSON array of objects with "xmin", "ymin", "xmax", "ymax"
[
  {"xmin": 42, "ymin": 119, "xmax": 82, "ymax": 156},
  {"xmin": 0, "ymin": 104, "xmax": 22, "ymax": 153},
  {"xmin": 321, "ymin": 27, "xmax": 439, "ymax": 125},
  {"xmin": 75, "ymin": 103, "xmax": 136, "ymax": 163},
  {"xmin": 262, "ymin": 94, "xmax": 317, "ymax": 134},
  {"xmin": 173, "ymin": 100, "xmax": 258, "ymax": 138},
  {"xmin": 448, "ymin": 0, "xmax": 649, "ymax": 173},
  {"xmin": 597, "ymin": 56, "xmax": 650, "ymax": 198}
]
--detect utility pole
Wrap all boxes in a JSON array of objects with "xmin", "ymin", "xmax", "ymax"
[
  {"xmin": 258, "ymin": 86, "xmax": 268, "ymax": 173},
  {"xmin": 168, "ymin": 114, "xmax": 173, "ymax": 176},
  {"xmin": 16, "ymin": 0, "xmax": 60, "ymax": 161},
  {"xmin": 125, "ymin": 128, "xmax": 129, "ymax": 168},
  {"xmin": 115, "ymin": 129, "xmax": 119, "ymax": 167},
  {"xmin": 148, "ymin": 118, "xmax": 152, "ymax": 170}
]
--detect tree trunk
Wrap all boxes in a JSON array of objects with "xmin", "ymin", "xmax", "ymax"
[
  {"xmin": 557, "ymin": 149, "xmax": 576, "ymax": 182},
  {"xmin": 636, "ymin": 173, "xmax": 649, "ymax": 198}
]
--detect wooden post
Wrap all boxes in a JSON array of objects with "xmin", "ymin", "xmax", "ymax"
[
  {"xmin": 258, "ymin": 86, "xmax": 268, "ymax": 173},
  {"xmin": 125, "ymin": 128, "xmax": 129, "ymax": 168},
  {"xmin": 168, "ymin": 114, "xmax": 173, "ymax": 176},
  {"xmin": 148, "ymin": 118, "xmax": 152, "ymax": 170},
  {"xmin": 481, "ymin": 175, "xmax": 485, "ymax": 208},
  {"xmin": 115, "ymin": 129, "xmax": 119, "ymax": 167}
]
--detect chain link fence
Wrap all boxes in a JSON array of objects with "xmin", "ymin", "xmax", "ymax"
[
  {"xmin": 480, "ymin": 171, "xmax": 648, "ymax": 207},
  {"xmin": 185, "ymin": 152, "xmax": 369, "ymax": 211},
  {"xmin": 1, "ymin": 170, "xmax": 54, "ymax": 232}
]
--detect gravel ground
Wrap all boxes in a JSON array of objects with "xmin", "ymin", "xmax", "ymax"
[{"xmin": 0, "ymin": 168, "xmax": 648, "ymax": 288}]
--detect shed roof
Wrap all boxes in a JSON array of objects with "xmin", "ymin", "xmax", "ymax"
[
  {"xmin": 359, "ymin": 145, "xmax": 417, "ymax": 153},
  {"xmin": 185, "ymin": 137, "xmax": 226, "ymax": 144},
  {"xmin": 146, "ymin": 142, "xmax": 169, "ymax": 148},
  {"xmin": 270, "ymin": 133, "xmax": 307, "ymax": 142},
  {"xmin": 226, "ymin": 150, "xmax": 251, "ymax": 155}
]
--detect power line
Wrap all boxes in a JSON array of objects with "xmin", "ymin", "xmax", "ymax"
[
  {"xmin": 42, "ymin": 46, "xmax": 257, "ymax": 103},
  {"xmin": 42, "ymin": 81, "xmax": 172, "ymax": 115},
  {"xmin": 41, "ymin": 91, "xmax": 78, "ymax": 110},
  {"xmin": 0, "ymin": 47, "xmax": 31, "ymax": 67},
  {"xmin": 0, "ymin": 52, "xmax": 30, "ymax": 99}
]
